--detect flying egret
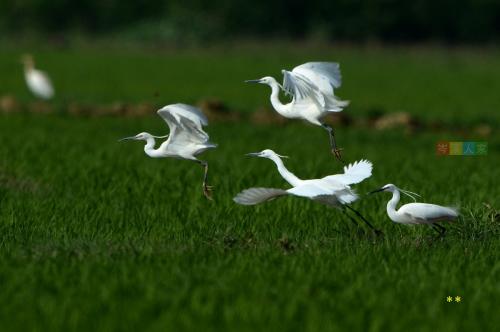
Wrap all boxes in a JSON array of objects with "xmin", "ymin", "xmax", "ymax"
[
  {"xmin": 120, "ymin": 103, "xmax": 217, "ymax": 199},
  {"xmin": 21, "ymin": 54, "xmax": 54, "ymax": 100},
  {"xmin": 233, "ymin": 149, "xmax": 381, "ymax": 233},
  {"xmin": 370, "ymin": 184, "xmax": 459, "ymax": 235},
  {"xmin": 245, "ymin": 62, "xmax": 349, "ymax": 161}
]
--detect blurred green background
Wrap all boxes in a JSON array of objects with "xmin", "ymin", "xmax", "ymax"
[{"xmin": 1, "ymin": 0, "xmax": 500, "ymax": 43}]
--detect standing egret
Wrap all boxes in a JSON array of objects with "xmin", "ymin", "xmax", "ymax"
[
  {"xmin": 233, "ymin": 149, "xmax": 380, "ymax": 233},
  {"xmin": 245, "ymin": 62, "xmax": 349, "ymax": 161},
  {"xmin": 21, "ymin": 54, "xmax": 54, "ymax": 100},
  {"xmin": 120, "ymin": 103, "xmax": 217, "ymax": 199},
  {"xmin": 370, "ymin": 184, "xmax": 459, "ymax": 235}
]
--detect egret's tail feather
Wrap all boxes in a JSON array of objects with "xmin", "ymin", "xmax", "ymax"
[
  {"xmin": 233, "ymin": 188, "xmax": 288, "ymax": 205},
  {"xmin": 325, "ymin": 96, "xmax": 349, "ymax": 112}
]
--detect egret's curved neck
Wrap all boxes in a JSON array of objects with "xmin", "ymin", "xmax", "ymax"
[
  {"xmin": 268, "ymin": 80, "xmax": 289, "ymax": 116},
  {"xmin": 144, "ymin": 137, "xmax": 161, "ymax": 157},
  {"xmin": 268, "ymin": 155, "xmax": 302, "ymax": 187},
  {"xmin": 386, "ymin": 190, "xmax": 401, "ymax": 222}
]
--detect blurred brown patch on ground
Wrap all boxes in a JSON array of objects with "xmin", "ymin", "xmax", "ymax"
[{"xmin": 0, "ymin": 95, "xmax": 494, "ymax": 137}]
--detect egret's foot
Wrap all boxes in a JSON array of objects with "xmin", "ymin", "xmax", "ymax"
[
  {"xmin": 331, "ymin": 148, "xmax": 344, "ymax": 162},
  {"xmin": 203, "ymin": 184, "xmax": 214, "ymax": 200}
]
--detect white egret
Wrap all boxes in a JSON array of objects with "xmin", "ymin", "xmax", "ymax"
[
  {"xmin": 120, "ymin": 103, "xmax": 217, "ymax": 199},
  {"xmin": 233, "ymin": 149, "xmax": 380, "ymax": 233},
  {"xmin": 370, "ymin": 184, "xmax": 459, "ymax": 235},
  {"xmin": 245, "ymin": 62, "xmax": 349, "ymax": 161},
  {"xmin": 21, "ymin": 54, "xmax": 54, "ymax": 100}
]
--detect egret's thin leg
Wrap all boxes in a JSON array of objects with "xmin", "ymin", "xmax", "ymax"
[
  {"xmin": 345, "ymin": 204, "xmax": 383, "ymax": 235},
  {"xmin": 432, "ymin": 223, "xmax": 446, "ymax": 236},
  {"xmin": 321, "ymin": 124, "xmax": 343, "ymax": 162},
  {"xmin": 342, "ymin": 210, "xmax": 361, "ymax": 228},
  {"xmin": 199, "ymin": 161, "xmax": 213, "ymax": 200}
]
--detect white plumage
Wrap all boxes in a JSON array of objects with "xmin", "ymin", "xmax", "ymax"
[
  {"xmin": 245, "ymin": 62, "xmax": 349, "ymax": 160},
  {"xmin": 22, "ymin": 54, "xmax": 54, "ymax": 100},
  {"xmin": 370, "ymin": 184, "xmax": 459, "ymax": 234},
  {"xmin": 120, "ymin": 103, "xmax": 217, "ymax": 199},
  {"xmin": 233, "ymin": 149, "xmax": 372, "ymax": 207}
]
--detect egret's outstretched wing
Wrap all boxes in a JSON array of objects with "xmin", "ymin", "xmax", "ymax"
[
  {"xmin": 157, "ymin": 104, "xmax": 213, "ymax": 153},
  {"xmin": 281, "ymin": 70, "xmax": 325, "ymax": 107},
  {"xmin": 292, "ymin": 62, "xmax": 342, "ymax": 96},
  {"xmin": 323, "ymin": 160, "xmax": 373, "ymax": 186},
  {"xmin": 233, "ymin": 188, "xmax": 288, "ymax": 205}
]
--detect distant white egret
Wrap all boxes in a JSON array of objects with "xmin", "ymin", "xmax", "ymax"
[
  {"xmin": 370, "ymin": 184, "xmax": 459, "ymax": 235},
  {"xmin": 233, "ymin": 149, "xmax": 380, "ymax": 233},
  {"xmin": 245, "ymin": 62, "xmax": 349, "ymax": 161},
  {"xmin": 120, "ymin": 103, "xmax": 217, "ymax": 199},
  {"xmin": 21, "ymin": 54, "xmax": 54, "ymax": 100}
]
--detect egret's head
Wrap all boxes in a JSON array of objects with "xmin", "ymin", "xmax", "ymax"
[
  {"xmin": 369, "ymin": 184, "xmax": 420, "ymax": 201},
  {"xmin": 370, "ymin": 184, "xmax": 397, "ymax": 194},
  {"xmin": 119, "ymin": 132, "xmax": 168, "ymax": 142},
  {"xmin": 245, "ymin": 76, "xmax": 275, "ymax": 86},
  {"xmin": 21, "ymin": 54, "xmax": 34, "ymax": 69},
  {"xmin": 246, "ymin": 149, "xmax": 288, "ymax": 159}
]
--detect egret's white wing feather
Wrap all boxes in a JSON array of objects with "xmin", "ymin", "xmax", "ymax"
[
  {"xmin": 313, "ymin": 189, "xmax": 358, "ymax": 206},
  {"xmin": 282, "ymin": 70, "xmax": 325, "ymax": 107},
  {"xmin": 399, "ymin": 203, "xmax": 459, "ymax": 223},
  {"xmin": 163, "ymin": 103, "xmax": 208, "ymax": 126},
  {"xmin": 157, "ymin": 104, "xmax": 214, "ymax": 155},
  {"xmin": 233, "ymin": 188, "xmax": 288, "ymax": 205},
  {"xmin": 292, "ymin": 62, "xmax": 342, "ymax": 95},
  {"xmin": 323, "ymin": 160, "xmax": 373, "ymax": 186}
]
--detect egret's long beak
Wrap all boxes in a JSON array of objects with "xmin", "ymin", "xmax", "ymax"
[
  {"xmin": 245, "ymin": 79, "xmax": 262, "ymax": 84},
  {"xmin": 118, "ymin": 136, "xmax": 136, "ymax": 142},
  {"xmin": 369, "ymin": 188, "xmax": 386, "ymax": 195},
  {"xmin": 246, "ymin": 152, "xmax": 261, "ymax": 157}
]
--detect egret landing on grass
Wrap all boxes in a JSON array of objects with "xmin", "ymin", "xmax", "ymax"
[
  {"xmin": 245, "ymin": 62, "xmax": 349, "ymax": 162},
  {"xmin": 21, "ymin": 54, "xmax": 54, "ymax": 100},
  {"xmin": 233, "ymin": 149, "xmax": 381, "ymax": 234},
  {"xmin": 370, "ymin": 184, "xmax": 459, "ymax": 235},
  {"xmin": 120, "ymin": 103, "xmax": 217, "ymax": 199}
]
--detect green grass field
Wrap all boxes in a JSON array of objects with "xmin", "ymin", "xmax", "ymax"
[{"xmin": 0, "ymin": 45, "xmax": 499, "ymax": 331}]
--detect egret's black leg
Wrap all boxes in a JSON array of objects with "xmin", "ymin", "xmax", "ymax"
[
  {"xmin": 431, "ymin": 223, "xmax": 446, "ymax": 236},
  {"xmin": 345, "ymin": 204, "xmax": 383, "ymax": 235},
  {"xmin": 342, "ymin": 210, "xmax": 361, "ymax": 228},
  {"xmin": 199, "ymin": 160, "xmax": 213, "ymax": 200},
  {"xmin": 321, "ymin": 124, "xmax": 344, "ymax": 163}
]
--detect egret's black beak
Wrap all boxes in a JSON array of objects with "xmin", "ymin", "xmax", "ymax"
[
  {"xmin": 245, "ymin": 79, "xmax": 262, "ymax": 84},
  {"xmin": 118, "ymin": 136, "xmax": 135, "ymax": 142},
  {"xmin": 246, "ymin": 152, "xmax": 261, "ymax": 157},
  {"xmin": 369, "ymin": 188, "xmax": 386, "ymax": 194}
]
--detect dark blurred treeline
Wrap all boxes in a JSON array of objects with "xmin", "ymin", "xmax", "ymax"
[{"xmin": 1, "ymin": 0, "xmax": 499, "ymax": 43}]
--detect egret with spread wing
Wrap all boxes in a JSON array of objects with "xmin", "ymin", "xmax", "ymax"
[
  {"xmin": 245, "ymin": 62, "xmax": 349, "ymax": 161},
  {"xmin": 120, "ymin": 103, "xmax": 217, "ymax": 199},
  {"xmin": 233, "ymin": 149, "xmax": 380, "ymax": 234},
  {"xmin": 369, "ymin": 184, "xmax": 459, "ymax": 235},
  {"xmin": 21, "ymin": 54, "xmax": 54, "ymax": 100}
]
